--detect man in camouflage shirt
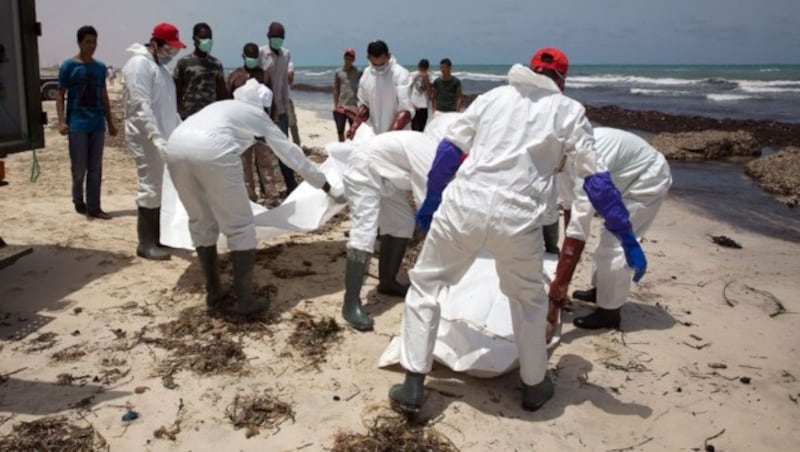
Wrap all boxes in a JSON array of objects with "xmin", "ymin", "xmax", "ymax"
[{"xmin": 174, "ymin": 22, "xmax": 228, "ymax": 119}]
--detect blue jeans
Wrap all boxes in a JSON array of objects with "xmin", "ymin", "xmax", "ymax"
[
  {"xmin": 276, "ymin": 113, "xmax": 298, "ymax": 194},
  {"xmin": 68, "ymin": 131, "xmax": 105, "ymax": 210}
]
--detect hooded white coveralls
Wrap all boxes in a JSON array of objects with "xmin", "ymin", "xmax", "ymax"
[
  {"xmin": 558, "ymin": 127, "xmax": 672, "ymax": 310},
  {"xmin": 163, "ymin": 80, "xmax": 328, "ymax": 251},
  {"xmin": 122, "ymin": 43, "xmax": 182, "ymax": 209},
  {"xmin": 400, "ymin": 65, "xmax": 603, "ymax": 386},
  {"xmin": 357, "ymin": 56, "xmax": 415, "ymax": 134},
  {"xmin": 344, "ymin": 113, "xmax": 461, "ymax": 253}
]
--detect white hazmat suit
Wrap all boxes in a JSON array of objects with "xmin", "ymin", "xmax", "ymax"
[
  {"xmin": 344, "ymin": 113, "xmax": 460, "ymax": 253},
  {"xmin": 164, "ymin": 80, "xmax": 329, "ymax": 251},
  {"xmin": 400, "ymin": 64, "xmax": 602, "ymax": 387},
  {"xmin": 558, "ymin": 127, "xmax": 672, "ymax": 310},
  {"xmin": 357, "ymin": 56, "xmax": 415, "ymax": 134},
  {"xmin": 122, "ymin": 43, "xmax": 181, "ymax": 209}
]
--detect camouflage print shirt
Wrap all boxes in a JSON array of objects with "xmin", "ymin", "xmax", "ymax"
[{"xmin": 174, "ymin": 52, "xmax": 225, "ymax": 119}]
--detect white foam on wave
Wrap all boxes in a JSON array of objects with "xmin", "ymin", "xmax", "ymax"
[
  {"xmin": 736, "ymin": 80, "xmax": 800, "ymax": 94},
  {"xmin": 630, "ymin": 88, "xmax": 695, "ymax": 97},
  {"xmin": 571, "ymin": 74, "xmax": 702, "ymax": 86},
  {"xmin": 298, "ymin": 69, "xmax": 335, "ymax": 77},
  {"xmin": 707, "ymin": 93, "xmax": 753, "ymax": 102},
  {"xmin": 452, "ymin": 71, "xmax": 507, "ymax": 82}
]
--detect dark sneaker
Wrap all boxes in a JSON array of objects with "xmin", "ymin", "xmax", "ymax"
[{"xmin": 87, "ymin": 209, "xmax": 112, "ymax": 220}]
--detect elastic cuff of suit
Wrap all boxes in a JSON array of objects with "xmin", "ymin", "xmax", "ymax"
[{"xmin": 346, "ymin": 246, "xmax": 371, "ymax": 263}]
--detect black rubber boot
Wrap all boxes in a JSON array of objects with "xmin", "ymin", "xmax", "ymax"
[
  {"xmin": 231, "ymin": 249, "xmax": 269, "ymax": 316},
  {"xmin": 136, "ymin": 207, "xmax": 171, "ymax": 261},
  {"xmin": 377, "ymin": 235, "xmax": 410, "ymax": 297},
  {"xmin": 342, "ymin": 248, "xmax": 374, "ymax": 331},
  {"xmin": 543, "ymin": 221, "xmax": 560, "ymax": 254},
  {"xmin": 573, "ymin": 307, "xmax": 621, "ymax": 330},
  {"xmin": 196, "ymin": 246, "xmax": 223, "ymax": 310},
  {"xmin": 521, "ymin": 375, "xmax": 555, "ymax": 412},
  {"xmin": 389, "ymin": 372, "xmax": 426, "ymax": 413},
  {"xmin": 572, "ymin": 287, "xmax": 597, "ymax": 303}
]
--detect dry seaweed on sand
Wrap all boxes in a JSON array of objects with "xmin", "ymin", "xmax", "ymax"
[
  {"xmin": 25, "ymin": 332, "xmax": 59, "ymax": 352},
  {"xmin": 708, "ymin": 234, "xmax": 742, "ymax": 249},
  {"xmin": 156, "ymin": 335, "xmax": 248, "ymax": 382},
  {"xmin": 332, "ymin": 414, "xmax": 459, "ymax": 452},
  {"xmin": 0, "ymin": 415, "xmax": 108, "ymax": 451},
  {"xmin": 136, "ymin": 307, "xmax": 264, "ymax": 387},
  {"xmin": 287, "ymin": 311, "xmax": 343, "ymax": 367},
  {"xmin": 157, "ymin": 305, "xmax": 274, "ymax": 339},
  {"xmin": 51, "ymin": 343, "xmax": 88, "ymax": 362},
  {"xmin": 272, "ymin": 267, "xmax": 317, "ymax": 279},
  {"xmin": 225, "ymin": 392, "xmax": 295, "ymax": 438}
]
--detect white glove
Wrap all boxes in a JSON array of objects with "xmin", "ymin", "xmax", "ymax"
[
  {"xmin": 324, "ymin": 182, "xmax": 346, "ymax": 204},
  {"xmin": 153, "ymin": 136, "xmax": 169, "ymax": 159}
]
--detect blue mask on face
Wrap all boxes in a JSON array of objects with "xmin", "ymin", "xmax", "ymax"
[
  {"xmin": 269, "ymin": 37, "xmax": 284, "ymax": 49},
  {"xmin": 197, "ymin": 38, "xmax": 213, "ymax": 53},
  {"xmin": 244, "ymin": 57, "xmax": 259, "ymax": 69}
]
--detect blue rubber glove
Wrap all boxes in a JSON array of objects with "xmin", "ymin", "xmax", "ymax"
[
  {"xmin": 583, "ymin": 171, "xmax": 646, "ymax": 281},
  {"xmin": 583, "ymin": 172, "xmax": 632, "ymax": 235},
  {"xmin": 428, "ymin": 139, "xmax": 464, "ymax": 195},
  {"xmin": 415, "ymin": 194, "xmax": 441, "ymax": 232},
  {"xmin": 617, "ymin": 229, "xmax": 647, "ymax": 282}
]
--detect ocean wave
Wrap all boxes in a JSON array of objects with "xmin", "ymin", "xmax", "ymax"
[
  {"xmin": 571, "ymin": 74, "xmax": 703, "ymax": 86},
  {"xmin": 759, "ymin": 68, "xmax": 781, "ymax": 72},
  {"xmin": 630, "ymin": 88, "xmax": 695, "ymax": 97},
  {"xmin": 736, "ymin": 80, "xmax": 800, "ymax": 94},
  {"xmin": 707, "ymin": 94, "xmax": 754, "ymax": 102},
  {"xmin": 452, "ymin": 71, "xmax": 507, "ymax": 82},
  {"xmin": 296, "ymin": 69, "xmax": 335, "ymax": 77}
]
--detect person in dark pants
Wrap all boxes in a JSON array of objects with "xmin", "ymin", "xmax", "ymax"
[
  {"xmin": 410, "ymin": 59, "xmax": 432, "ymax": 131},
  {"xmin": 432, "ymin": 58, "xmax": 463, "ymax": 113},
  {"xmin": 56, "ymin": 25, "xmax": 117, "ymax": 219},
  {"xmin": 332, "ymin": 48, "xmax": 361, "ymax": 142},
  {"xmin": 259, "ymin": 21, "xmax": 298, "ymax": 194}
]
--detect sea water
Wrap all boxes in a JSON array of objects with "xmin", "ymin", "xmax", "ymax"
[{"xmin": 288, "ymin": 64, "xmax": 800, "ymax": 123}]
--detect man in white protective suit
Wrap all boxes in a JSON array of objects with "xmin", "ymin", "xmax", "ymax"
[
  {"xmin": 122, "ymin": 23, "xmax": 186, "ymax": 261},
  {"xmin": 389, "ymin": 48, "xmax": 649, "ymax": 413},
  {"xmin": 341, "ymin": 113, "xmax": 462, "ymax": 331},
  {"xmin": 346, "ymin": 40, "xmax": 414, "ymax": 139},
  {"xmin": 163, "ymin": 79, "xmax": 345, "ymax": 316},
  {"xmin": 548, "ymin": 127, "xmax": 672, "ymax": 330}
]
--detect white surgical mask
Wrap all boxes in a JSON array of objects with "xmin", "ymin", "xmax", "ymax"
[
  {"xmin": 372, "ymin": 62, "xmax": 389, "ymax": 73},
  {"xmin": 158, "ymin": 45, "xmax": 179, "ymax": 65}
]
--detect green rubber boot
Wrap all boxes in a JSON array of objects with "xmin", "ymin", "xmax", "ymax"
[
  {"xmin": 342, "ymin": 248, "xmax": 374, "ymax": 331},
  {"xmin": 521, "ymin": 375, "xmax": 555, "ymax": 412},
  {"xmin": 196, "ymin": 246, "xmax": 224, "ymax": 310},
  {"xmin": 136, "ymin": 207, "xmax": 171, "ymax": 260},
  {"xmin": 231, "ymin": 249, "xmax": 269, "ymax": 316},
  {"xmin": 377, "ymin": 235, "xmax": 410, "ymax": 296},
  {"xmin": 389, "ymin": 372, "xmax": 426, "ymax": 413}
]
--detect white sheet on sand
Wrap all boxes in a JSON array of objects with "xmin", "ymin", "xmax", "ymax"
[{"xmin": 159, "ymin": 127, "xmax": 559, "ymax": 378}]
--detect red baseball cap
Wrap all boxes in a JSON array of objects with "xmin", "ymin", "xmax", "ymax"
[
  {"xmin": 344, "ymin": 48, "xmax": 356, "ymax": 57},
  {"xmin": 530, "ymin": 47, "xmax": 568, "ymax": 75},
  {"xmin": 152, "ymin": 23, "xmax": 186, "ymax": 48}
]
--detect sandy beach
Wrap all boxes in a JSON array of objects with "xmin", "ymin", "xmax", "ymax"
[{"xmin": 1, "ymin": 82, "xmax": 799, "ymax": 451}]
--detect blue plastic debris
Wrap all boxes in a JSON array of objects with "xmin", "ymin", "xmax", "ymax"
[{"xmin": 122, "ymin": 410, "xmax": 139, "ymax": 422}]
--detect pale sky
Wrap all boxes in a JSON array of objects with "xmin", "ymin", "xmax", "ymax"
[{"xmin": 36, "ymin": 0, "xmax": 800, "ymax": 68}]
